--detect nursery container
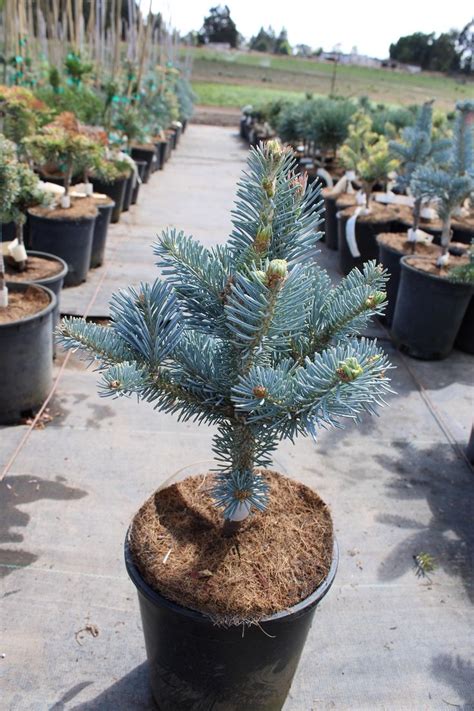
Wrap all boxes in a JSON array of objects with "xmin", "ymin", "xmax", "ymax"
[
  {"xmin": 391, "ymin": 256, "xmax": 473, "ymax": 360},
  {"xmin": 337, "ymin": 206, "xmax": 394, "ymax": 275},
  {"xmin": 6, "ymin": 250, "xmax": 67, "ymax": 329},
  {"xmin": 131, "ymin": 161, "xmax": 147, "ymax": 205},
  {"xmin": 90, "ymin": 200, "xmax": 115, "ymax": 268},
  {"xmin": 125, "ymin": 535, "xmax": 338, "ymax": 711},
  {"xmin": 455, "ymin": 296, "xmax": 474, "ymax": 354},
  {"xmin": 1, "ymin": 221, "xmax": 16, "ymax": 242},
  {"xmin": 29, "ymin": 211, "xmax": 96, "ymax": 287},
  {"xmin": 130, "ymin": 147, "xmax": 156, "ymax": 183},
  {"xmin": 156, "ymin": 141, "xmax": 167, "ymax": 171},
  {"xmin": 377, "ymin": 238, "xmax": 403, "ymax": 326},
  {"xmin": 122, "ymin": 171, "xmax": 135, "ymax": 212},
  {"xmin": 323, "ymin": 191, "xmax": 356, "ymax": 250},
  {"xmin": 90, "ymin": 177, "xmax": 127, "ymax": 223},
  {"xmin": 0, "ymin": 282, "xmax": 56, "ymax": 424}
]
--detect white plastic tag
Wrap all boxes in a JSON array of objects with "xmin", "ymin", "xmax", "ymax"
[
  {"xmin": 407, "ymin": 228, "xmax": 433, "ymax": 244},
  {"xmin": 356, "ymin": 191, "xmax": 366, "ymax": 206},
  {"xmin": 317, "ymin": 167, "xmax": 334, "ymax": 189},
  {"xmin": 436, "ymin": 253, "xmax": 450, "ymax": 267},
  {"xmin": 345, "ymin": 206, "xmax": 370, "ymax": 258},
  {"xmin": 229, "ymin": 501, "xmax": 251, "ymax": 522},
  {"xmin": 61, "ymin": 195, "xmax": 71, "ymax": 209},
  {"xmin": 0, "ymin": 286, "xmax": 8, "ymax": 307},
  {"xmin": 420, "ymin": 206, "xmax": 436, "ymax": 220},
  {"xmin": 8, "ymin": 239, "xmax": 28, "ymax": 262},
  {"xmin": 84, "ymin": 183, "xmax": 93, "ymax": 196}
]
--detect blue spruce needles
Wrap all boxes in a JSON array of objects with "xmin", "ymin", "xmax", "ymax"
[{"xmin": 58, "ymin": 140, "xmax": 393, "ymax": 530}]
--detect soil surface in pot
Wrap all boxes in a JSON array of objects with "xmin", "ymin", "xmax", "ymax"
[
  {"xmin": 5, "ymin": 255, "xmax": 63, "ymax": 282},
  {"xmin": 29, "ymin": 197, "xmax": 98, "ymax": 221},
  {"xmin": 340, "ymin": 201, "xmax": 406, "ymax": 223},
  {"xmin": 130, "ymin": 470, "xmax": 333, "ymax": 625},
  {"xmin": 452, "ymin": 212, "xmax": 474, "ymax": 233},
  {"xmin": 131, "ymin": 143, "xmax": 156, "ymax": 151},
  {"xmin": 92, "ymin": 194, "xmax": 114, "ymax": 206},
  {"xmin": 377, "ymin": 232, "xmax": 440, "ymax": 257},
  {"xmin": 0, "ymin": 285, "xmax": 50, "ymax": 324},
  {"xmin": 405, "ymin": 254, "xmax": 469, "ymax": 278}
]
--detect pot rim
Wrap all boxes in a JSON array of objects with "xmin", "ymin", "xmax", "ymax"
[
  {"xmin": 400, "ymin": 254, "xmax": 473, "ymax": 290},
  {"xmin": 5, "ymin": 250, "xmax": 68, "ymax": 286},
  {"xmin": 0, "ymin": 281, "xmax": 57, "ymax": 329},
  {"xmin": 27, "ymin": 209, "xmax": 98, "ymax": 224},
  {"xmin": 124, "ymin": 527, "xmax": 338, "ymax": 625}
]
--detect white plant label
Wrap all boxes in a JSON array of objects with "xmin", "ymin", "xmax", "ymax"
[
  {"xmin": 8, "ymin": 239, "xmax": 28, "ymax": 263},
  {"xmin": 316, "ymin": 167, "xmax": 333, "ymax": 189},
  {"xmin": 345, "ymin": 206, "xmax": 370, "ymax": 258},
  {"xmin": 229, "ymin": 501, "xmax": 251, "ymax": 522},
  {"xmin": 407, "ymin": 228, "xmax": 433, "ymax": 244},
  {"xmin": 61, "ymin": 195, "xmax": 71, "ymax": 209},
  {"xmin": 84, "ymin": 183, "xmax": 93, "ymax": 196},
  {"xmin": 437, "ymin": 253, "xmax": 450, "ymax": 267},
  {"xmin": 0, "ymin": 286, "xmax": 8, "ymax": 307}
]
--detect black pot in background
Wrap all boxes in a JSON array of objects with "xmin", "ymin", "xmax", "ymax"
[
  {"xmin": 391, "ymin": 256, "xmax": 473, "ymax": 360},
  {"xmin": 125, "ymin": 536, "xmax": 338, "ymax": 711},
  {"xmin": 182, "ymin": 119, "xmax": 188, "ymax": 133},
  {"xmin": 377, "ymin": 239, "xmax": 403, "ymax": 327},
  {"xmin": 337, "ymin": 208, "xmax": 393, "ymax": 275},
  {"xmin": 90, "ymin": 177, "xmax": 127, "ymax": 224},
  {"xmin": 29, "ymin": 212, "xmax": 96, "ymax": 287},
  {"xmin": 130, "ymin": 147, "xmax": 155, "ymax": 183},
  {"xmin": 131, "ymin": 161, "xmax": 147, "ymax": 205},
  {"xmin": 323, "ymin": 192, "xmax": 356, "ymax": 250},
  {"xmin": 156, "ymin": 141, "xmax": 167, "ymax": 171},
  {"xmin": 1, "ymin": 221, "xmax": 16, "ymax": 242},
  {"xmin": 455, "ymin": 296, "xmax": 474, "ymax": 354},
  {"xmin": 452, "ymin": 221, "xmax": 473, "ymax": 245},
  {"xmin": 0, "ymin": 282, "xmax": 56, "ymax": 424},
  {"xmin": 164, "ymin": 138, "xmax": 172, "ymax": 163},
  {"xmin": 90, "ymin": 201, "xmax": 115, "ymax": 268},
  {"xmin": 122, "ymin": 172, "xmax": 135, "ymax": 212}
]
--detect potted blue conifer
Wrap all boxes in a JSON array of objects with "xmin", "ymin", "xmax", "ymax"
[
  {"xmin": 391, "ymin": 101, "xmax": 474, "ymax": 360},
  {"xmin": 58, "ymin": 141, "xmax": 393, "ymax": 710}
]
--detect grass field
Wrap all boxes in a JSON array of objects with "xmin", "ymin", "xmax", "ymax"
[{"xmin": 188, "ymin": 47, "xmax": 473, "ymax": 110}]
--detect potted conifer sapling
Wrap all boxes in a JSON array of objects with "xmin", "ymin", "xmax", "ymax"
[
  {"xmin": 0, "ymin": 138, "xmax": 56, "ymax": 424},
  {"xmin": 25, "ymin": 115, "xmax": 100, "ymax": 286},
  {"xmin": 58, "ymin": 141, "xmax": 393, "ymax": 710},
  {"xmin": 391, "ymin": 101, "xmax": 474, "ymax": 359}
]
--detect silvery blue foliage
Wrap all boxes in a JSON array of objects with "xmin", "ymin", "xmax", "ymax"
[{"xmin": 58, "ymin": 142, "xmax": 392, "ymax": 520}]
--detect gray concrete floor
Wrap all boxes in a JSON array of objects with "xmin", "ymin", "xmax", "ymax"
[{"xmin": 1, "ymin": 125, "xmax": 473, "ymax": 711}]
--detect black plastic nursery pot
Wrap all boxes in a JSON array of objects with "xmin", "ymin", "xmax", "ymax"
[
  {"xmin": 131, "ymin": 161, "xmax": 147, "ymax": 205},
  {"xmin": 377, "ymin": 238, "xmax": 403, "ymax": 327},
  {"xmin": 90, "ymin": 201, "xmax": 115, "ymax": 268},
  {"xmin": 391, "ymin": 257, "xmax": 473, "ymax": 360},
  {"xmin": 130, "ymin": 147, "xmax": 156, "ymax": 183},
  {"xmin": 29, "ymin": 212, "xmax": 96, "ymax": 287},
  {"xmin": 6, "ymin": 250, "xmax": 67, "ymax": 329},
  {"xmin": 455, "ymin": 296, "xmax": 474, "ymax": 354},
  {"xmin": 337, "ymin": 208, "xmax": 393, "ymax": 275},
  {"xmin": 323, "ymin": 191, "xmax": 356, "ymax": 251},
  {"xmin": 122, "ymin": 171, "xmax": 135, "ymax": 212},
  {"xmin": 90, "ymin": 177, "xmax": 127, "ymax": 224},
  {"xmin": 156, "ymin": 141, "xmax": 167, "ymax": 171},
  {"xmin": 125, "ymin": 535, "xmax": 338, "ymax": 711},
  {"xmin": 0, "ymin": 282, "xmax": 56, "ymax": 424}
]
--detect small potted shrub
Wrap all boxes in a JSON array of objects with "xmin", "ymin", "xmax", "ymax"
[
  {"xmin": 58, "ymin": 142, "xmax": 392, "ymax": 710},
  {"xmin": 0, "ymin": 137, "xmax": 56, "ymax": 424},
  {"xmin": 25, "ymin": 114, "xmax": 99, "ymax": 286},
  {"xmin": 2, "ymin": 155, "xmax": 67, "ymax": 330},
  {"xmin": 377, "ymin": 100, "xmax": 451, "ymax": 324},
  {"xmin": 391, "ymin": 101, "xmax": 474, "ymax": 359},
  {"xmin": 337, "ymin": 114, "xmax": 399, "ymax": 274}
]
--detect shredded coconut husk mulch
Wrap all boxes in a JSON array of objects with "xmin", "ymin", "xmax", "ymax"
[{"xmin": 129, "ymin": 469, "xmax": 334, "ymax": 626}]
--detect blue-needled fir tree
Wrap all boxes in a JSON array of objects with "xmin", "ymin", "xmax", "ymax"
[
  {"xmin": 389, "ymin": 100, "xmax": 450, "ymax": 233},
  {"xmin": 58, "ymin": 140, "xmax": 393, "ymax": 534},
  {"xmin": 410, "ymin": 100, "xmax": 474, "ymax": 265}
]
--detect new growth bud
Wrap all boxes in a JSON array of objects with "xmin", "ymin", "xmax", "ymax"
[
  {"xmin": 254, "ymin": 225, "xmax": 272, "ymax": 254},
  {"xmin": 252, "ymin": 385, "xmax": 267, "ymax": 399},
  {"xmin": 262, "ymin": 177, "xmax": 276, "ymax": 198},
  {"xmin": 266, "ymin": 259, "xmax": 288, "ymax": 288},
  {"xmin": 365, "ymin": 291, "xmax": 386, "ymax": 308},
  {"xmin": 265, "ymin": 139, "xmax": 282, "ymax": 160},
  {"xmin": 336, "ymin": 357, "xmax": 363, "ymax": 382}
]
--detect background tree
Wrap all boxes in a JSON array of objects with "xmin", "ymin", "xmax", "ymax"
[
  {"xmin": 457, "ymin": 19, "xmax": 474, "ymax": 73},
  {"xmin": 389, "ymin": 29, "xmax": 463, "ymax": 72},
  {"xmin": 249, "ymin": 26, "xmax": 276, "ymax": 53},
  {"xmin": 274, "ymin": 28, "xmax": 291, "ymax": 56},
  {"xmin": 198, "ymin": 5, "xmax": 239, "ymax": 48}
]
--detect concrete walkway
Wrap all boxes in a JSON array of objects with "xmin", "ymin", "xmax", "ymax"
[{"xmin": 1, "ymin": 125, "xmax": 473, "ymax": 711}]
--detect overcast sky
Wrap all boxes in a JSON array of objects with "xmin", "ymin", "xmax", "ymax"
[{"xmin": 152, "ymin": 0, "xmax": 472, "ymax": 59}]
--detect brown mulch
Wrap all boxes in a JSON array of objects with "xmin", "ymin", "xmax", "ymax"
[
  {"xmin": 29, "ymin": 197, "xmax": 98, "ymax": 221},
  {"xmin": 339, "ymin": 201, "xmax": 409, "ymax": 224},
  {"xmin": 405, "ymin": 254, "xmax": 469, "ymax": 278},
  {"xmin": 0, "ymin": 285, "xmax": 50, "ymax": 324},
  {"xmin": 5, "ymin": 255, "xmax": 63, "ymax": 282},
  {"xmin": 129, "ymin": 470, "xmax": 334, "ymax": 625},
  {"xmin": 377, "ymin": 232, "xmax": 440, "ymax": 257}
]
